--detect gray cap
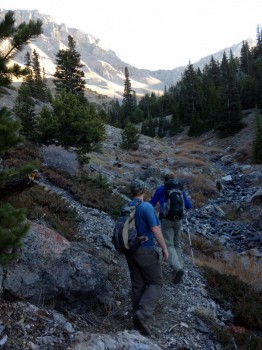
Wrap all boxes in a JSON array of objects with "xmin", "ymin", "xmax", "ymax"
[{"xmin": 130, "ymin": 179, "xmax": 145, "ymax": 192}]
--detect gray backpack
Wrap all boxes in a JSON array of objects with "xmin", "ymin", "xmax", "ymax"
[{"xmin": 112, "ymin": 201, "xmax": 146, "ymax": 255}]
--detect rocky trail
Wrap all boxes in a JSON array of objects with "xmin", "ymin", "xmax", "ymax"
[
  {"xmin": 28, "ymin": 173, "xmax": 226, "ymax": 350},
  {"xmin": 13, "ymin": 155, "xmax": 259, "ymax": 350},
  {"xmin": 1, "ymin": 111, "xmax": 261, "ymax": 349}
]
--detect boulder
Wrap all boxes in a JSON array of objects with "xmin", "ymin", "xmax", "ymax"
[{"xmin": 2, "ymin": 222, "xmax": 110, "ymax": 308}]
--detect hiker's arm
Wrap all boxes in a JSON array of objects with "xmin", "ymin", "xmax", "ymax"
[
  {"xmin": 149, "ymin": 186, "xmax": 163, "ymax": 207},
  {"xmin": 183, "ymin": 192, "xmax": 192, "ymax": 209},
  {"xmin": 151, "ymin": 225, "xmax": 169, "ymax": 261},
  {"xmin": 149, "ymin": 191, "xmax": 158, "ymax": 207}
]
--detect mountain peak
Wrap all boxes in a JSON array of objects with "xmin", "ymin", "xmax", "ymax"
[{"xmin": 0, "ymin": 9, "xmax": 254, "ymax": 99}]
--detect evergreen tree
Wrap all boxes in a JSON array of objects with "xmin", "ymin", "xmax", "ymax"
[
  {"xmin": 51, "ymin": 90, "xmax": 105, "ymax": 153},
  {"xmin": 31, "ymin": 49, "xmax": 51, "ymax": 101},
  {"xmin": 169, "ymin": 114, "xmax": 183, "ymax": 136},
  {"xmin": 21, "ymin": 50, "xmax": 52, "ymax": 102},
  {"xmin": 121, "ymin": 67, "xmax": 135, "ymax": 127},
  {"xmin": 177, "ymin": 62, "xmax": 204, "ymax": 130},
  {"xmin": 141, "ymin": 115, "xmax": 156, "ymax": 137},
  {"xmin": 107, "ymin": 99, "xmax": 121, "ymax": 127},
  {"xmin": 0, "ymin": 11, "xmax": 42, "ymax": 265},
  {"xmin": 13, "ymin": 83, "xmax": 37, "ymax": 140},
  {"xmin": 252, "ymin": 110, "xmax": 262, "ymax": 164},
  {"xmin": 0, "ymin": 204, "xmax": 29, "ymax": 265},
  {"xmin": 121, "ymin": 122, "xmax": 140, "ymax": 150},
  {"xmin": 157, "ymin": 114, "xmax": 166, "ymax": 138},
  {"xmin": 37, "ymin": 105, "xmax": 58, "ymax": 143},
  {"xmin": 54, "ymin": 35, "xmax": 86, "ymax": 98},
  {"xmin": 0, "ymin": 11, "xmax": 42, "ymax": 88},
  {"xmin": 217, "ymin": 52, "xmax": 243, "ymax": 137},
  {"xmin": 188, "ymin": 112, "xmax": 203, "ymax": 136},
  {"xmin": 240, "ymin": 41, "xmax": 253, "ymax": 75},
  {"xmin": 23, "ymin": 51, "xmax": 34, "ymax": 90},
  {"xmin": 0, "ymin": 107, "xmax": 23, "ymax": 155},
  {"xmin": 206, "ymin": 56, "xmax": 221, "ymax": 88},
  {"xmin": 139, "ymin": 93, "xmax": 152, "ymax": 119},
  {"xmin": 132, "ymin": 106, "xmax": 144, "ymax": 124},
  {"xmin": 253, "ymin": 25, "xmax": 262, "ymax": 60}
]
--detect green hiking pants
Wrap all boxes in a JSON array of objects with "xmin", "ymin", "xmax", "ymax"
[
  {"xmin": 126, "ymin": 246, "xmax": 163, "ymax": 320},
  {"xmin": 161, "ymin": 218, "xmax": 183, "ymax": 273}
]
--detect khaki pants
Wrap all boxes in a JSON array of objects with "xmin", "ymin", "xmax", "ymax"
[
  {"xmin": 126, "ymin": 247, "xmax": 163, "ymax": 320},
  {"xmin": 161, "ymin": 218, "xmax": 183, "ymax": 273}
]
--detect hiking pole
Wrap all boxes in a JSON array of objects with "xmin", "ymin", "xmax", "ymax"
[{"xmin": 185, "ymin": 216, "xmax": 196, "ymax": 267}]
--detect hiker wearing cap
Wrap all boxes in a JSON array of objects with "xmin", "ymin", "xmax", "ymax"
[
  {"xmin": 126, "ymin": 178, "xmax": 168, "ymax": 336},
  {"xmin": 150, "ymin": 172, "xmax": 192, "ymax": 284}
]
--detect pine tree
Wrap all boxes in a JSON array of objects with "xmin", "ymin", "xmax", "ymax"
[
  {"xmin": 121, "ymin": 122, "xmax": 140, "ymax": 150},
  {"xmin": 141, "ymin": 115, "xmax": 156, "ymax": 137},
  {"xmin": 0, "ymin": 11, "xmax": 42, "ymax": 88},
  {"xmin": 22, "ymin": 50, "xmax": 52, "ymax": 102},
  {"xmin": 217, "ymin": 52, "xmax": 243, "ymax": 137},
  {"xmin": 252, "ymin": 110, "xmax": 262, "ymax": 164},
  {"xmin": 24, "ymin": 51, "xmax": 34, "ymax": 91},
  {"xmin": 121, "ymin": 67, "xmax": 136, "ymax": 127},
  {"xmin": 31, "ymin": 49, "xmax": 51, "ymax": 101},
  {"xmin": 0, "ymin": 11, "xmax": 42, "ymax": 265},
  {"xmin": 0, "ymin": 204, "xmax": 29, "ymax": 265},
  {"xmin": 177, "ymin": 62, "xmax": 204, "ymax": 132},
  {"xmin": 253, "ymin": 25, "xmax": 262, "ymax": 60},
  {"xmin": 13, "ymin": 83, "xmax": 37, "ymax": 140},
  {"xmin": 54, "ymin": 35, "xmax": 86, "ymax": 98},
  {"xmin": 0, "ymin": 107, "xmax": 23, "ymax": 155},
  {"xmin": 107, "ymin": 99, "xmax": 121, "ymax": 127},
  {"xmin": 240, "ymin": 41, "xmax": 253, "ymax": 75},
  {"xmin": 37, "ymin": 105, "xmax": 58, "ymax": 143},
  {"xmin": 51, "ymin": 90, "xmax": 105, "ymax": 153}
]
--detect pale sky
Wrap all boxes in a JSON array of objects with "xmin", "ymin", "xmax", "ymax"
[{"xmin": 1, "ymin": 0, "xmax": 262, "ymax": 70}]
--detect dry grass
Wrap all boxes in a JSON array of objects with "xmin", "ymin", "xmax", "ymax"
[
  {"xmin": 171, "ymin": 155, "xmax": 208, "ymax": 169},
  {"xmin": 41, "ymin": 167, "xmax": 126, "ymax": 220},
  {"xmin": 177, "ymin": 172, "xmax": 218, "ymax": 207},
  {"xmin": 122, "ymin": 152, "xmax": 152, "ymax": 165},
  {"xmin": 193, "ymin": 250, "xmax": 262, "ymax": 292},
  {"xmin": 234, "ymin": 140, "xmax": 253, "ymax": 163},
  {"xmin": 220, "ymin": 204, "xmax": 243, "ymax": 221},
  {"xmin": 184, "ymin": 233, "xmax": 262, "ymax": 291},
  {"xmin": 175, "ymin": 140, "xmax": 205, "ymax": 155}
]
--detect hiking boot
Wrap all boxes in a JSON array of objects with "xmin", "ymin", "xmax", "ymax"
[
  {"xmin": 173, "ymin": 269, "xmax": 184, "ymax": 284},
  {"xmin": 133, "ymin": 311, "xmax": 151, "ymax": 336}
]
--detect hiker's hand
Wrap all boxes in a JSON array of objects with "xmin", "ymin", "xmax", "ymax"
[{"xmin": 162, "ymin": 248, "xmax": 169, "ymax": 261}]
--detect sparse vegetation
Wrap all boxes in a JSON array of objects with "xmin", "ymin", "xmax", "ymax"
[
  {"xmin": 41, "ymin": 167, "xmax": 126, "ymax": 220},
  {"xmin": 0, "ymin": 185, "xmax": 79, "ymax": 241},
  {"xmin": 202, "ymin": 267, "xmax": 262, "ymax": 348}
]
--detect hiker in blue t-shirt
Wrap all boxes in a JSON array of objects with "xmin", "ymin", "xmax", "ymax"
[
  {"xmin": 125, "ymin": 179, "xmax": 168, "ymax": 336},
  {"xmin": 150, "ymin": 172, "xmax": 192, "ymax": 284}
]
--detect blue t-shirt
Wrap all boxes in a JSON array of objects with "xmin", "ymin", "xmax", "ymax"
[{"xmin": 129, "ymin": 199, "xmax": 159, "ymax": 247}]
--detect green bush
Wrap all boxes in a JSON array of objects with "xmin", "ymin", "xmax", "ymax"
[{"xmin": 1, "ymin": 186, "xmax": 79, "ymax": 241}]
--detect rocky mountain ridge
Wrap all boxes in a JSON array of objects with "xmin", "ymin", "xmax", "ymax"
[{"xmin": 0, "ymin": 9, "xmax": 255, "ymax": 100}]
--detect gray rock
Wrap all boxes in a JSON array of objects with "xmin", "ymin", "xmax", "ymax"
[{"xmin": 2, "ymin": 222, "xmax": 110, "ymax": 307}]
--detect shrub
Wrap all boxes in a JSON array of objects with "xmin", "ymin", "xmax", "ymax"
[
  {"xmin": 0, "ymin": 185, "xmax": 79, "ymax": 241},
  {"xmin": 41, "ymin": 168, "xmax": 126, "ymax": 220},
  {"xmin": 203, "ymin": 267, "xmax": 262, "ymax": 331},
  {"xmin": 0, "ymin": 204, "xmax": 29, "ymax": 265}
]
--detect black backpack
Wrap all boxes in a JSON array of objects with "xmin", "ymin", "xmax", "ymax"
[
  {"xmin": 163, "ymin": 180, "xmax": 184, "ymax": 220},
  {"xmin": 112, "ymin": 201, "xmax": 147, "ymax": 255}
]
